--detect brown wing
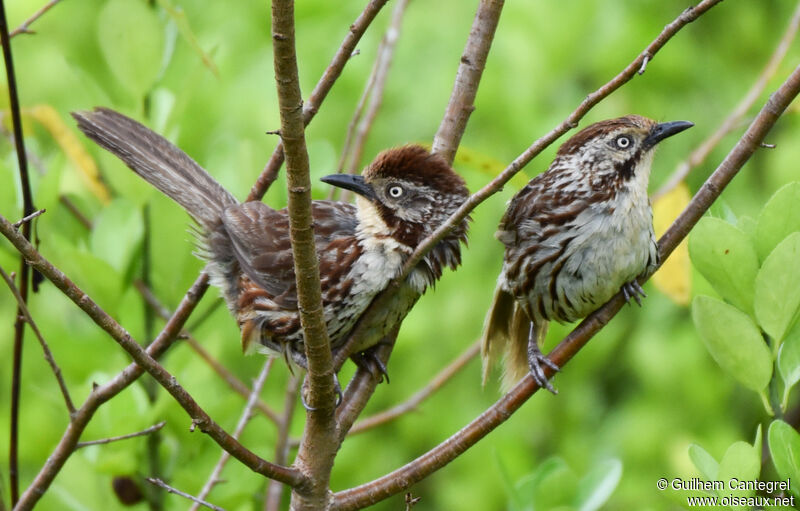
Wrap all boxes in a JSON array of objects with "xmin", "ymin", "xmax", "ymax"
[{"xmin": 221, "ymin": 200, "xmax": 358, "ymax": 309}]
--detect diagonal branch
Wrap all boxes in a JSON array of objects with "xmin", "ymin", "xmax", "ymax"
[
  {"xmin": 8, "ymin": 0, "xmax": 64, "ymax": 37},
  {"xmin": 331, "ymin": 61, "xmax": 800, "ymax": 511},
  {"xmin": 0, "ymin": 213, "xmax": 305, "ymax": 489}
]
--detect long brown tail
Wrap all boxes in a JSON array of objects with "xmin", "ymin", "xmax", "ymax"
[
  {"xmin": 72, "ymin": 107, "xmax": 237, "ymax": 230},
  {"xmin": 481, "ymin": 283, "xmax": 547, "ymax": 391}
]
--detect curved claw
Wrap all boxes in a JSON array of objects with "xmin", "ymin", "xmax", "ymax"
[
  {"xmin": 621, "ymin": 280, "xmax": 647, "ymax": 306},
  {"xmin": 350, "ymin": 349, "xmax": 390, "ymax": 384},
  {"xmin": 300, "ymin": 373, "xmax": 343, "ymax": 411},
  {"xmin": 527, "ymin": 323, "xmax": 559, "ymax": 394}
]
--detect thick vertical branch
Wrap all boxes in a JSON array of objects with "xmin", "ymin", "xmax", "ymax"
[
  {"xmin": 271, "ymin": 0, "xmax": 337, "ymax": 508},
  {"xmin": 0, "ymin": 0, "xmax": 36, "ymax": 505},
  {"xmin": 432, "ymin": 0, "xmax": 505, "ymax": 164},
  {"xmin": 332, "ymin": 61, "xmax": 800, "ymax": 511}
]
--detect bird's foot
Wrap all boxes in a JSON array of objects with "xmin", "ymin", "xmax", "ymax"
[
  {"xmin": 528, "ymin": 340, "xmax": 559, "ymax": 395},
  {"xmin": 351, "ymin": 346, "xmax": 390, "ymax": 384},
  {"xmin": 621, "ymin": 280, "xmax": 647, "ymax": 306}
]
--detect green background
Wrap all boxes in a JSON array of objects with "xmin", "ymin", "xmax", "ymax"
[{"xmin": 2, "ymin": 0, "xmax": 800, "ymax": 509}]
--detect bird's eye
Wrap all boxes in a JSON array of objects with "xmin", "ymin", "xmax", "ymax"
[
  {"xmin": 387, "ymin": 185, "xmax": 404, "ymax": 198},
  {"xmin": 614, "ymin": 135, "xmax": 633, "ymax": 149}
]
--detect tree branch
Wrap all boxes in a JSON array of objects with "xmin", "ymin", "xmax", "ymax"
[
  {"xmin": 271, "ymin": 0, "xmax": 338, "ymax": 508},
  {"xmin": 75, "ymin": 421, "xmax": 166, "ymax": 448},
  {"xmin": 265, "ymin": 375, "xmax": 301, "ymax": 511},
  {"xmin": 331, "ymin": 61, "xmax": 800, "ymax": 511},
  {"xmin": 432, "ymin": 0, "xmax": 505, "ymax": 165},
  {"xmin": 0, "ymin": 214, "xmax": 305, "ymax": 495}
]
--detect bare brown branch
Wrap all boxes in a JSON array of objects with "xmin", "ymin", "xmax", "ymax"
[
  {"xmin": 76, "ymin": 421, "xmax": 166, "ymax": 448},
  {"xmin": 653, "ymin": 0, "xmax": 800, "ymax": 201},
  {"xmin": 432, "ymin": 0, "xmax": 505, "ymax": 165},
  {"xmin": 331, "ymin": 61, "xmax": 800, "ymax": 511}
]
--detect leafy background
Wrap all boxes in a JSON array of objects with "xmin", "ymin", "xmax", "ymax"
[{"xmin": 1, "ymin": 0, "xmax": 800, "ymax": 509}]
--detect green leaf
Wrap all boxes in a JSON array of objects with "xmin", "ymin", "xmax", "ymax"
[
  {"xmin": 688, "ymin": 444, "xmax": 719, "ymax": 480},
  {"xmin": 755, "ymin": 182, "xmax": 800, "ymax": 262},
  {"xmin": 754, "ymin": 232, "xmax": 800, "ymax": 342},
  {"xmin": 524, "ymin": 457, "xmax": 577, "ymax": 511},
  {"xmin": 717, "ymin": 441, "xmax": 760, "ymax": 509},
  {"xmin": 689, "ymin": 217, "xmax": 759, "ymax": 316},
  {"xmin": 692, "ymin": 295, "xmax": 772, "ymax": 392},
  {"xmin": 574, "ymin": 458, "xmax": 622, "ymax": 511},
  {"xmin": 89, "ymin": 199, "xmax": 144, "ymax": 274},
  {"xmin": 98, "ymin": 0, "xmax": 165, "ymax": 98},
  {"xmin": 768, "ymin": 420, "xmax": 800, "ymax": 498},
  {"xmin": 778, "ymin": 320, "xmax": 800, "ymax": 405}
]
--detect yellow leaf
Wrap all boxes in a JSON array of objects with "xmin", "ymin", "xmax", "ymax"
[
  {"xmin": 29, "ymin": 104, "xmax": 111, "ymax": 204},
  {"xmin": 651, "ymin": 182, "xmax": 691, "ymax": 305}
]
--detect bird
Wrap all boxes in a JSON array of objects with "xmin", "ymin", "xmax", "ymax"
[
  {"xmin": 72, "ymin": 107, "xmax": 470, "ymax": 378},
  {"xmin": 481, "ymin": 115, "xmax": 693, "ymax": 392}
]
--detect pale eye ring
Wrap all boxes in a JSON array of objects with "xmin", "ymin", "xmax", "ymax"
[
  {"xmin": 615, "ymin": 135, "xmax": 633, "ymax": 149},
  {"xmin": 387, "ymin": 185, "xmax": 404, "ymax": 198}
]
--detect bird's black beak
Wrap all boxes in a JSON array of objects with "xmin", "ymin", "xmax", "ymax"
[
  {"xmin": 643, "ymin": 120, "xmax": 694, "ymax": 149},
  {"xmin": 320, "ymin": 174, "xmax": 377, "ymax": 202}
]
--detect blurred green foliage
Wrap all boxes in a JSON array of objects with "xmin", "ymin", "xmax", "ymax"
[{"xmin": 1, "ymin": 0, "xmax": 800, "ymax": 509}]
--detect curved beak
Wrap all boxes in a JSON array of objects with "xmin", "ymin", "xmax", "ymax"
[
  {"xmin": 320, "ymin": 174, "xmax": 377, "ymax": 201},
  {"xmin": 643, "ymin": 120, "xmax": 694, "ymax": 149}
]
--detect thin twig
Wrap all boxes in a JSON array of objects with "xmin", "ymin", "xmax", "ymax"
[
  {"xmin": 339, "ymin": 0, "xmax": 411, "ymax": 203},
  {"xmin": 265, "ymin": 375, "xmax": 301, "ymax": 511},
  {"xmin": 652, "ymin": 0, "xmax": 800, "ymax": 201},
  {"xmin": 349, "ymin": 341, "xmax": 480, "ymax": 435},
  {"xmin": 8, "ymin": 0, "xmax": 64, "ymax": 37},
  {"xmin": 145, "ymin": 478, "xmax": 225, "ymax": 511},
  {"xmin": 133, "ymin": 280, "xmax": 282, "ymax": 426},
  {"xmin": 1, "ymin": 1, "xmax": 38, "ymax": 503},
  {"xmin": 76, "ymin": 421, "xmax": 167, "ymax": 448},
  {"xmin": 192, "ymin": 360, "xmax": 273, "ymax": 510},
  {"xmin": 12, "ymin": 209, "xmax": 46, "ymax": 228},
  {"xmin": 331, "ymin": 61, "xmax": 800, "ymax": 511},
  {"xmin": 0, "ymin": 264, "xmax": 75, "ymax": 415},
  {"xmin": 432, "ymin": 0, "xmax": 505, "ymax": 165},
  {"xmin": 0, "ymin": 214, "xmax": 305, "ymax": 491}
]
